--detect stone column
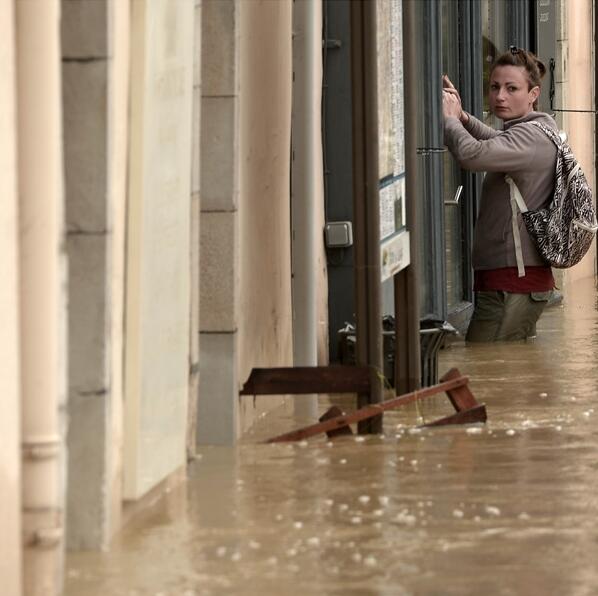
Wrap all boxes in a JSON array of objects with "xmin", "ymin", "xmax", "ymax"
[
  {"xmin": 199, "ymin": 0, "xmax": 240, "ymax": 444},
  {"xmin": 565, "ymin": 0, "xmax": 596, "ymax": 282},
  {"xmin": 61, "ymin": 0, "xmax": 114, "ymax": 550}
]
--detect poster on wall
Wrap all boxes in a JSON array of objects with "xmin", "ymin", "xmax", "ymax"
[{"xmin": 377, "ymin": 0, "xmax": 410, "ymax": 282}]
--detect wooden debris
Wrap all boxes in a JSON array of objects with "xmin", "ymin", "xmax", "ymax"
[
  {"xmin": 440, "ymin": 367, "xmax": 479, "ymax": 411},
  {"xmin": 239, "ymin": 365, "xmax": 371, "ymax": 396},
  {"xmin": 265, "ymin": 371, "xmax": 479, "ymax": 443},
  {"xmin": 319, "ymin": 405, "xmax": 354, "ymax": 438},
  {"xmin": 238, "ymin": 365, "xmax": 487, "ymax": 443},
  {"xmin": 421, "ymin": 404, "xmax": 487, "ymax": 427}
]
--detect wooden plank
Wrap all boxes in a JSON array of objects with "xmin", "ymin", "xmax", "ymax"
[
  {"xmin": 265, "ymin": 375, "xmax": 469, "ymax": 443},
  {"xmin": 421, "ymin": 404, "xmax": 487, "ymax": 427},
  {"xmin": 440, "ymin": 367, "xmax": 479, "ymax": 411},
  {"xmin": 319, "ymin": 405, "xmax": 353, "ymax": 437},
  {"xmin": 239, "ymin": 366, "xmax": 371, "ymax": 396}
]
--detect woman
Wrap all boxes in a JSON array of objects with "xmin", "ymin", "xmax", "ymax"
[{"xmin": 443, "ymin": 47, "xmax": 557, "ymax": 342}]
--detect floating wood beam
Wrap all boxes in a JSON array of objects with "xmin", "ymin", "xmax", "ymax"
[
  {"xmin": 265, "ymin": 373, "xmax": 472, "ymax": 443},
  {"xmin": 319, "ymin": 405, "xmax": 354, "ymax": 438},
  {"xmin": 421, "ymin": 404, "xmax": 487, "ymax": 427},
  {"xmin": 240, "ymin": 366, "xmax": 487, "ymax": 443},
  {"xmin": 239, "ymin": 365, "xmax": 371, "ymax": 396},
  {"xmin": 440, "ymin": 367, "xmax": 479, "ymax": 411}
]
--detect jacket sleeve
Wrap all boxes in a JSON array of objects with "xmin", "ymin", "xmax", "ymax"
[
  {"xmin": 462, "ymin": 113, "xmax": 500, "ymax": 140},
  {"xmin": 443, "ymin": 117, "xmax": 539, "ymax": 173}
]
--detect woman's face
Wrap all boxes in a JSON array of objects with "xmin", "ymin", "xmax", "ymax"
[{"xmin": 489, "ymin": 65, "xmax": 540, "ymax": 121}]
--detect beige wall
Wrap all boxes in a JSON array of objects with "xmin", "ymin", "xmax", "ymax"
[
  {"xmin": 199, "ymin": 0, "xmax": 328, "ymax": 441},
  {"xmin": 563, "ymin": 0, "xmax": 596, "ymax": 284},
  {"xmin": 0, "ymin": 0, "xmax": 22, "ymax": 592},
  {"xmin": 238, "ymin": 0, "xmax": 294, "ymax": 431}
]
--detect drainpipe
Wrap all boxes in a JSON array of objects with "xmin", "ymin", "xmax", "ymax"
[
  {"xmin": 292, "ymin": 0, "xmax": 321, "ymax": 419},
  {"xmin": 0, "ymin": 1, "xmax": 22, "ymax": 593},
  {"xmin": 16, "ymin": 1, "xmax": 66, "ymax": 594},
  {"xmin": 595, "ymin": 0, "xmax": 598, "ymax": 276},
  {"xmin": 351, "ymin": 0, "xmax": 383, "ymax": 433},
  {"xmin": 394, "ymin": 0, "xmax": 422, "ymax": 394}
]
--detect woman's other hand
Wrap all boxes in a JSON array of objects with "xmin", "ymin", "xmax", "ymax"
[
  {"xmin": 442, "ymin": 89, "xmax": 463, "ymax": 119},
  {"xmin": 442, "ymin": 74, "xmax": 457, "ymax": 91}
]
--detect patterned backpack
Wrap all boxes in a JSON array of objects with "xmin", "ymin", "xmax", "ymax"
[{"xmin": 505, "ymin": 121, "xmax": 597, "ymax": 274}]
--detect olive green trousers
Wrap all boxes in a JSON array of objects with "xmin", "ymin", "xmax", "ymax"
[{"xmin": 466, "ymin": 290, "xmax": 552, "ymax": 342}]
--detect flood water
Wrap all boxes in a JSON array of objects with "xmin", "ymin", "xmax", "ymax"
[{"xmin": 65, "ymin": 278, "xmax": 598, "ymax": 596}]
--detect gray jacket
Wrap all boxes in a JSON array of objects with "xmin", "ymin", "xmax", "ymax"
[{"xmin": 444, "ymin": 111, "xmax": 558, "ymax": 270}]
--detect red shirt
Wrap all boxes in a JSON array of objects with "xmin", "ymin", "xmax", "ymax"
[{"xmin": 474, "ymin": 267, "xmax": 555, "ymax": 293}]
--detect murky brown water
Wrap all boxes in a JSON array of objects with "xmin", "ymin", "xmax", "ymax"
[{"xmin": 65, "ymin": 279, "xmax": 598, "ymax": 596}]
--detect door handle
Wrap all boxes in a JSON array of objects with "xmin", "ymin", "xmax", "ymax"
[{"xmin": 444, "ymin": 185, "xmax": 463, "ymax": 205}]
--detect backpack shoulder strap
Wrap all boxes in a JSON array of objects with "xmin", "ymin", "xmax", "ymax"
[
  {"xmin": 529, "ymin": 120, "xmax": 562, "ymax": 148},
  {"xmin": 504, "ymin": 175, "xmax": 528, "ymax": 278}
]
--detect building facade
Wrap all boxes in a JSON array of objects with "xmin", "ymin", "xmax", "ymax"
[{"xmin": 326, "ymin": 0, "xmax": 596, "ymax": 356}]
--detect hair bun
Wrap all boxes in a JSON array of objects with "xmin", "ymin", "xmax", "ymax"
[{"xmin": 535, "ymin": 57, "xmax": 547, "ymax": 79}]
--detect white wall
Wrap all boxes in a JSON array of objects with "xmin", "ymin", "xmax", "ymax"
[
  {"xmin": 106, "ymin": 0, "xmax": 130, "ymax": 540},
  {"xmin": 124, "ymin": 0, "xmax": 195, "ymax": 499}
]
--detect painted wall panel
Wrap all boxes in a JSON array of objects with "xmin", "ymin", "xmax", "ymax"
[{"xmin": 124, "ymin": 0, "xmax": 194, "ymax": 499}]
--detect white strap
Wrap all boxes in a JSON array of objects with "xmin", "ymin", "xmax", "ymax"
[
  {"xmin": 505, "ymin": 175, "xmax": 527, "ymax": 277},
  {"xmin": 567, "ymin": 163, "xmax": 581, "ymax": 187}
]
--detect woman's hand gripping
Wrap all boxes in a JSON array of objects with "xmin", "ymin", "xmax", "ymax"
[{"xmin": 442, "ymin": 75, "xmax": 469, "ymax": 124}]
